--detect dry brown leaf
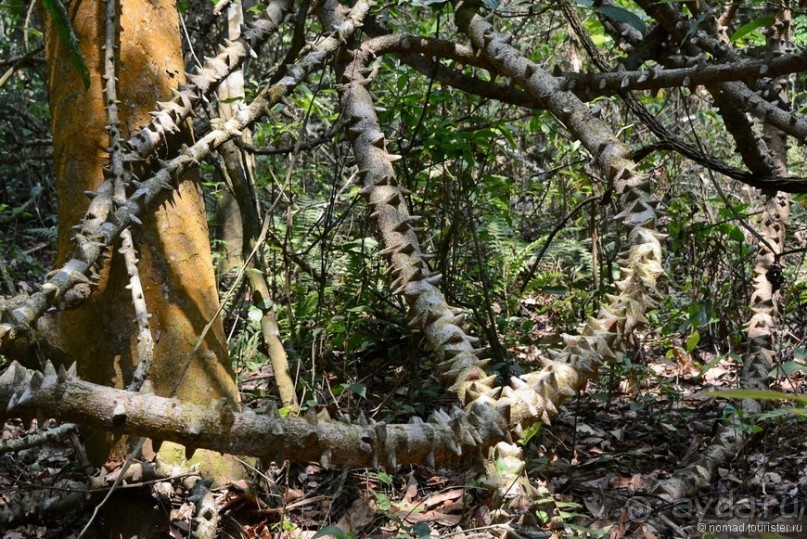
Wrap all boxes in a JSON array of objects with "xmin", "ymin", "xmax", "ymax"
[
  {"xmin": 336, "ymin": 494, "xmax": 376, "ymax": 532},
  {"xmin": 402, "ymin": 509, "xmax": 462, "ymax": 526},
  {"xmin": 402, "ymin": 473, "xmax": 419, "ymax": 504},
  {"xmin": 423, "ymin": 488, "xmax": 464, "ymax": 509},
  {"xmin": 284, "ymin": 487, "xmax": 305, "ymax": 502},
  {"xmin": 640, "ymin": 525, "xmax": 660, "ymax": 539},
  {"xmin": 230, "ymin": 479, "xmax": 250, "ymax": 491},
  {"xmin": 474, "ymin": 504, "xmax": 492, "ymax": 527}
]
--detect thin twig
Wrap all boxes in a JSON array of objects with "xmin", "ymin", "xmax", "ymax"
[{"xmin": 518, "ymin": 195, "xmax": 601, "ymax": 293}]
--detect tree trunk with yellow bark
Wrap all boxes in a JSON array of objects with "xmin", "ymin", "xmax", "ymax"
[{"xmin": 38, "ymin": 0, "xmax": 241, "ymax": 478}]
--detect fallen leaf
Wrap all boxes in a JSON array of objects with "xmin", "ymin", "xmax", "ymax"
[
  {"xmin": 423, "ymin": 488, "xmax": 464, "ymax": 509},
  {"xmin": 284, "ymin": 488, "xmax": 305, "ymax": 502},
  {"xmin": 335, "ymin": 495, "xmax": 375, "ymax": 532},
  {"xmin": 401, "ymin": 510, "xmax": 462, "ymax": 526},
  {"xmin": 402, "ymin": 473, "xmax": 419, "ymax": 504}
]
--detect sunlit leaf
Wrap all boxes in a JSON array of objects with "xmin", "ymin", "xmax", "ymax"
[
  {"xmin": 375, "ymin": 471, "xmax": 393, "ymax": 485},
  {"xmin": 685, "ymin": 330, "xmax": 700, "ymax": 353},
  {"xmin": 730, "ymin": 16, "xmax": 775, "ymax": 43}
]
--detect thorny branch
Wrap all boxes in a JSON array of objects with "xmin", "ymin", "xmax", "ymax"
[
  {"xmin": 0, "ymin": 0, "xmax": 366, "ymax": 352},
  {"xmin": 1, "ymin": 0, "xmax": 664, "ymax": 478},
  {"xmin": 0, "ymin": 0, "xmax": 803, "ymax": 517}
]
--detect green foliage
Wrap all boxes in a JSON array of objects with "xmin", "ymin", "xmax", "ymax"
[
  {"xmin": 730, "ymin": 16, "xmax": 775, "ymax": 43},
  {"xmin": 40, "ymin": 0, "xmax": 91, "ymax": 90},
  {"xmin": 594, "ymin": 5, "xmax": 646, "ymax": 35}
]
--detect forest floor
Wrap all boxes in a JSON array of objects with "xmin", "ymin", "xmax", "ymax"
[{"xmin": 2, "ymin": 340, "xmax": 806, "ymax": 539}]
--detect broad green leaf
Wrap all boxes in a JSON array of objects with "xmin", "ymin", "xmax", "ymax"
[
  {"xmin": 728, "ymin": 225, "xmax": 745, "ymax": 242},
  {"xmin": 770, "ymin": 361, "xmax": 807, "ymax": 376},
  {"xmin": 518, "ymin": 423, "xmax": 542, "ymax": 446},
  {"xmin": 347, "ymin": 383, "xmax": 367, "ymax": 398},
  {"xmin": 495, "ymin": 124, "xmax": 517, "ymax": 149},
  {"xmin": 730, "ymin": 16, "xmax": 775, "ymax": 43},
  {"xmin": 375, "ymin": 471, "xmax": 393, "ymax": 485},
  {"xmin": 685, "ymin": 330, "xmax": 700, "ymax": 353},
  {"xmin": 312, "ymin": 525, "xmax": 350, "ymax": 539},
  {"xmin": 595, "ymin": 5, "xmax": 646, "ymax": 36},
  {"xmin": 41, "ymin": 0, "xmax": 91, "ymax": 90}
]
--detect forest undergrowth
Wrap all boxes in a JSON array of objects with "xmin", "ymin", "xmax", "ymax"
[{"xmin": 3, "ymin": 295, "xmax": 806, "ymax": 538}]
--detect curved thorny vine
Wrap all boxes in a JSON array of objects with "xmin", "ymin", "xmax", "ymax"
[{"xmin": 0, "ymin": 0, "xmax": 801, "ymax": 527}]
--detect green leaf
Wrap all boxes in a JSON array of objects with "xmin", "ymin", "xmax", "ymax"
[
  {"xmin": 374, "ymin": 492, "xmax": 391, "ymax": 511},
  {"xmin": 375, "ymin": 471, "xmax": 394, "ymax": 485},
  {"xmin": 495, "ymin": 124, "xmax": 517, "ymax": 149},
  {"xmin": 594, "ymin": 5, "xmax": 646, "ymax": 35},
  {"xmin": 703, "ymin": 389, "xmax": 807, "ymax": 405},
  {"xmin": 347, "ymin": 383, "xmax": 367, "ymax": 398},
  {"xmin": 727, "ymin": 225, "xmax": 745, "ymax": 242},
  {"xmin": 412, "ymin": 522, "xmax": 432, "ymax": 537},
  {"xmin": 770, "ymin": 361, "xmax": 807, "ymax": 376},
  {"xmin": 685, "ymin": 330, "xmax": 700, "ymax": 353},
  {"xmin": 518, "ymin": 423, "xmax": 542, "ymax": 446},
  {"xmin": 682, "ymin": 12, "xmax": 709, "ymax": 45},
  {"xmin": 757, "ymin": 406, "xmax": 807, "ymax": 420},
  {"xmin": 730, "ymin": 16, "xmax": 775, "ymax": 43},
  {"xmin": 41, "ymin": 0, "xmax": 91, "ymax": 90},
  {"xmin": 312, "ymin": 526, "xmax": 350, "ymax": 539}
]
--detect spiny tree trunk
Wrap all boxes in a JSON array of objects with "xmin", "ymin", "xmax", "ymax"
[
  {"xmin": 38, "ymin": 0, "xmax": 241, "ymax": 475},
  {"xmin": 646, "ymin": 3, "xmax": 793, "ymax": 508}
]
